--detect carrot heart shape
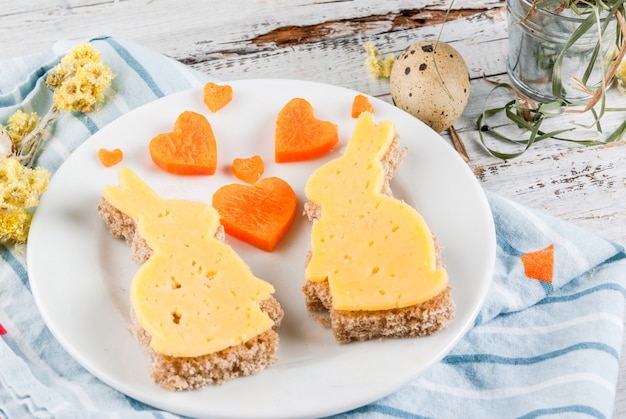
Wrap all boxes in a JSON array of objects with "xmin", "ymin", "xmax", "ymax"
[
  {"xmin": 351, "ymin": 94, "xmax": 375, "ymax": 118},
  {"xmin": 98, "ymin": 147, "xmax": 123, "ymax": 167},
  {"xmin": 212, "ymin": 177, "xmax": 297, "ymax": 252},
  {"xmin": 149, "ymin": 110, "xmax": 218, "ymax": 175},
  {"xmin": 232, "ymin": 155, "xmax": 264, "ymax": 184},
  {"xmin": 274, "ymin": 98, "xmax": 338, "ymax": 163},
  {"xmin": 203, "ymin": 82, "xmax": 233, "ymax": 113}
]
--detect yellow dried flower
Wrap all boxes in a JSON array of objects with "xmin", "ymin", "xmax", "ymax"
[
  {"xmin": 6, "ymin": 110, "xmax": 40, "ymax": 146},
  {"xmin": 7, "ymin": 43, "xmax": 113, "ymax": 168},
  {"xmin": 0, "ymin": 155, "xmax": 49, "ymax": 213},
  {"xmin": 0, "ymin": 155, "xmax": 49, "ymax": 244},
  {"xmin": 0, "ymin": 209, "xmax": 32, "ymax": 244},
  {"xmin": 45, "ymin": 71, "xmax": 66, "ymax": 90},
  {"xmin": 46, "ymin": 43, "xmax": 114, "ymax": 113},
  {"xmin": 46, "ymin": 43, "xmax": 103, "ymax": 89},
  {"xmin": 62, "ymin": 43, "xmax": 103, "ymax": 69},
  {"xmin": 364, "ymin": 41, "xmax": 395, "ymax": 79}
]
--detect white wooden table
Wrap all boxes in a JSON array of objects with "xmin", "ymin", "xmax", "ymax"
[{"xmin": 1, "ymin": 0, "xmax": 624, "ymax": 416}]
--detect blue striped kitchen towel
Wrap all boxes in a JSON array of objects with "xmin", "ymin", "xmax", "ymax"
[{"xmin": 1, "ymin": 36, "xmax": 625, "ymax": 419}]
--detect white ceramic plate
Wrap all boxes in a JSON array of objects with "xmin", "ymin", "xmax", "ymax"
[{"xmin": 28, "ymin": 79, "xmax": 495, "ymax": 419}]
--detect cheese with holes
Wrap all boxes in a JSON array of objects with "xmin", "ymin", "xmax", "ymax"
[
  {"xmin": 103, "ymin": 167, "xmax": 275, "ymax": 357},
  {"xmin": 305, "ymin": 112, "xmax": 448, "ymax": 311}
]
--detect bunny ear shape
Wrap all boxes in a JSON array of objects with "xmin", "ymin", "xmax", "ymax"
[
  {"xmin": 102, "ymin": 167, "xmax": 162, "ymax": 219},
  {"xmin": 305, "ymin": 113, "xmax": 396, "ymax": 205},
  {"xmin": 344, "ymin": 112, "xmax": 395, "ymax": 160}
]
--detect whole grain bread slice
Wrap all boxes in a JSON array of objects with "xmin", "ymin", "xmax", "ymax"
[
  {"xmin": 302, "ymin": 138, "xmax": 455, "ymax": 343},
  {"xmin": 97, "ymin": 197, "xmax": 284, "ymax": 390}
]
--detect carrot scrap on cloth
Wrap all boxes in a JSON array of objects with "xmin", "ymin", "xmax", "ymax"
[
  {"xmin": 97, "ymin": 148, "xmax": 123, "ymax": 167},
  {"xmin": 149, "ymin": 110, "xmax": 218, "ymax": 175},
  {"xmin": 212, "ymin": 177, "xmax": 297, "ymax": 252},
  {"xmin": 232, "ymin": 155, "xmax": 264, "ymax": 184},
  {"xmin": 275, "ymin": 98, "xmax": 338, "ymax": 163},
  {"xmin": 351, "ymin": 94, "xmax": 374, "ymax": 118},
  {"xmin": 521, "ymin": 244, "xmax": 554, "ymax": 282},
  {"xmin": 203, "ymin": 82, "xmax": 233, "ymax": 113}
]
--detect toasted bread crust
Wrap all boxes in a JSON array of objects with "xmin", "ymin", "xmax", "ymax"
[
  {"xmin": 97, "ymin": 196, "xmax": 283, "ymax": 390},
  {"xmin": 131, "ymin": 296, "xmax": 283, "ymax": 390},
  {"xmin": 303, "ymin": 281, "xmax": 454, "ymax": 343},
  {"xmin": 302, "ymin": 137, "xmax": 455, "ymax": 343}
]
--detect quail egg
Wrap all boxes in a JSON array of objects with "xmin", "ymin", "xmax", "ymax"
[{"xmin": 390, "ymin": 41, "xmax": 470, "ymax": 132}]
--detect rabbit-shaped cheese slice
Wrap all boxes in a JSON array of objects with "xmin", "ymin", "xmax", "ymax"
[
  {"xmin": 305, "ymin": 112, "xmax": 448, "ymax": 311},
  {"xmin": 103, "ymin": 167, "xmax": 275, "ymax": 357}
]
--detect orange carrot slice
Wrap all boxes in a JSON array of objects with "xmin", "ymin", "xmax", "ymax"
[
  {"xmin": 232, "ymin": 155, "xmax": 264, "ymax": 184},
  {"xmin": 98, "ymin": 148, "xmax": 123, "ymax": 167},
  {"xmin": 351, "ymin": 94, "xmax": 374, "ymax": 118},
  {"xmin": 521, "ymin": 244, "xmax": 554, "ymax": 283},
  {"xmin": 212, "ymin": 177, "xmax": 297, "ymax": 252},
  {"xmin": 203, "ymin": 82, "xmax": 233, "ymax": 113},
  {"xmin": 275, "ymin": 98, "xmax": 338, "ymax": 163},
  {"xmin": 149, "ymin": 110, "xmax": 218, "ymax": 175}
]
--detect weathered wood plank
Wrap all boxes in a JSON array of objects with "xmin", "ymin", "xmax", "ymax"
[
  {"xmin": 0, "ymin": 0, "xmax": 505, "ymax": 60},
  {"xmin": 475, "ymin": 141, "xmax": 626, "ymax": 245}
]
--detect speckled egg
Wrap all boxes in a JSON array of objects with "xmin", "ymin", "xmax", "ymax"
[{"xmin": 390, "ymin": 41, "xmax": 470, "ymax": 132}]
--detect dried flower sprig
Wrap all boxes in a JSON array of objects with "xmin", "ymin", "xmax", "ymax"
[
  {"xmin": 364, "ymin": 41, "xmax": 395, "ymax": 79},
  {"xmin": 0, "ymin": 42, "xmax": 114, "ymax": 245},
  {"xmin": 6, "ymin": 110, "xmax": 40, "ymax": 147},
  {"xmin": 46, "ymin": 43, "xmax": 114, "ymax": 113},
  {"xmin": 0, "ymin": 155, "xmax": 49, "ymax": 244},
  {"xmin": 7, "ymin": 43, "xmax": 114, "ymax": 168}
]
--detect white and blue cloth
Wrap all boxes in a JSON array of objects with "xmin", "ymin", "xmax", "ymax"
[{"xmin": 1, "ymin": 37, "xmax": 625, "ymax": 419}]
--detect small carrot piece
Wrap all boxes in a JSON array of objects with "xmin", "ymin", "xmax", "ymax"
[
  {"xmin": 351, "ymin": 94, "xmax": 374, "ymax": 118},
  {"xmin": 203, "ymin": 82, "xmax": 233, "ymax": 113},
  {"xmin": 275, "ymin": 97, "xmax": 338, "ymax": 163},
  {"xmin": 521, "ymin": 244, "xmax": 554, "ymax": 283},
  {"xmin": 212, "ymin": 177, "xmax": 298, "ymax": 252},
  {"xmin": 149, "ymin": 110, "xmax": 218, "ymax": 175},
  {"xmin": 98, "ymin": 148, "xmax": 123, "ymax": 167},
  {"xmin": 232, "ymin": 155, "xmax": 264, "ymax": 184}
]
